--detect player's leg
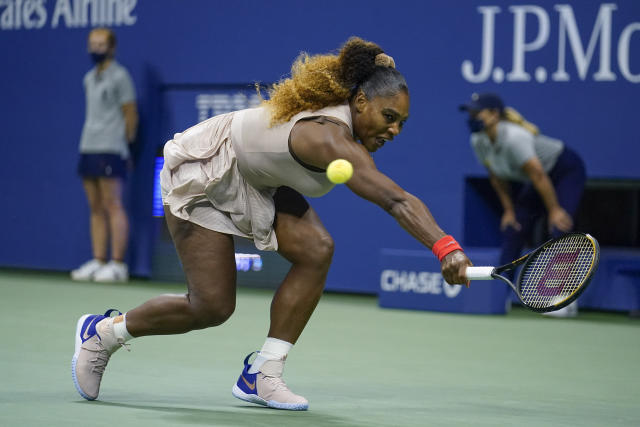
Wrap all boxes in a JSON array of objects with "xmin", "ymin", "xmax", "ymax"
[
  {"xmin": 124, "ymin": 206, "xmax": 238, "ymax": 335},
  {"xmin": 72, "ymin": 206, "xmax": 238, "ymax": 400},
  {"xmin": 93, "ymin": 177, "xmax": 130, "ymax": 281},
  {"xmin": 232, "ymin": 187, "xmax": 332, "ymax": 411},
  {"xmin": 269, "ymin": 187, "xmax": 334, "ymax": 343},
  {"xmin": 71, "ymin": 178, "xmax": 108, "ymax": 280}
]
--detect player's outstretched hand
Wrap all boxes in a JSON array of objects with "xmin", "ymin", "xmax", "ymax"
[{"xmin": 441, "ymin": 250, "xmax": 473, "ymax": 286}]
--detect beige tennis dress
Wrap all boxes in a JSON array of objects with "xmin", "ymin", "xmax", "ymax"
[{"xmin": 160, "ymin": 103, "xmax": 353, "ymax": 251}]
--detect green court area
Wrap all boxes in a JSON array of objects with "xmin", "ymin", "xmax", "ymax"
[{"xmin": 1, "ymin": 270, "xmax": 639, "ymax": 427}]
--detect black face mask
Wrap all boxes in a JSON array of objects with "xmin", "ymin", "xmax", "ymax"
[
  {"xmin": 467, "ymin": 117, "xmax": 485, "ymax": 133},
  {"xmin": 89, "ymin": 52, "xmax": 108, "ymax": 64}
]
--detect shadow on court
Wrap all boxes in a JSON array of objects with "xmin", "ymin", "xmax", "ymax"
[
  {"xmin": 507, "ymin": 304, "xmax": 640, "ymax": 327},
  {"xmin": 85, "ymin": 400, "xmax": 366, "ymax": 426}
]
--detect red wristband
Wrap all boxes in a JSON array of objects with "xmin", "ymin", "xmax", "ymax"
[{"xmin": 432, "ymin": 235, "xmax": 463, "ymax": 261}]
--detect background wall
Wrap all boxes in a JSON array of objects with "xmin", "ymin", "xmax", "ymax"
[{"xmin": 1, "ymin": 0, "xmax": 638, "ymax": 292}]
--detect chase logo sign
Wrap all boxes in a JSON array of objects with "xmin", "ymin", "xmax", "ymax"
[
  {"xmin": 380, "ymin": 270, "xmax": 462, "ymax": 298},
  {"xmin": 462, "ymin": 3, "xmax": 639, "ymax": 83},
  {"xmin": 378, "ymin": 249, "xmax": 507, "ymax": 314}
]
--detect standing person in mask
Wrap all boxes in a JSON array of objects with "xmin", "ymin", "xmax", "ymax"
[
  {"xmin": 460, "ymin": 93, "xmax": 586, "ymax": 317},
  {"xmin": 71, "ymin": 28, "xmax": 138, "ymax": 283}
]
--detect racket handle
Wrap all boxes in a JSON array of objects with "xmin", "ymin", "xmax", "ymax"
[{"xmin": 465, "ymin": 266, "xmax": 495, "ymax": 280}]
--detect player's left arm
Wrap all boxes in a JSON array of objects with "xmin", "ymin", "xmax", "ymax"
[{"xmin": 521, "ymin": 157, "xmax": 572, "ymax": 232}]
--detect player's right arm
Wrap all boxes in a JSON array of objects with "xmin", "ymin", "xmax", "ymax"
[{"xmin": 289, "ymin": 120, "xmax": 472, "ymax": 285}]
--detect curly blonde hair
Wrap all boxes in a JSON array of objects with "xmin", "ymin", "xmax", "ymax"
[{"xmin": 263, "ymin": 37, "xmax": 406, "ymax": 125}]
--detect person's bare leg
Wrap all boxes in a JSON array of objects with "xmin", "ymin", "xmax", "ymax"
[
  {"xmin": 124, "ymin": 206, "xmax": 237, "ymax": 336},
  {"xmin": 268, "ymin": 187, "xmax": 334, "ymax": 344},
  {"xmin": 82, "ymin": 179, "xmax": 108, "ymax": 261},
  {"xmin": 231, "ymin": 188, "xmax": 328, "ymax": 410},
  {"xmin": 72, "ymin": 207, "xmax": 238, "ymax": 401},
  {"xmin": 98, "ymin": 178, "xmax": 129, "ymax": 262}
]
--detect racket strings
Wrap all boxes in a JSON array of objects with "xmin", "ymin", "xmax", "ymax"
[{"xmin": 518, "ymin": 234, "xmax": 596, "ymax": 309}]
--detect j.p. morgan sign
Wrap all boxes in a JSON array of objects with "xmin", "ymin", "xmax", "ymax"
[{"xmin": 462, "ymin": 3, "xmax": 640, "ymax": 83}]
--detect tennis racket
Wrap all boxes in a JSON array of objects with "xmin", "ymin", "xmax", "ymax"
[{"xmin": 465, "ymin": 232, "xmax": 600, "ymax": 313}]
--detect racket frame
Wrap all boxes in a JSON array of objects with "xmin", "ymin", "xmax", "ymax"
[{"xmin": 483, "ymin": 232, "xmax": 600, "ymax": 313}]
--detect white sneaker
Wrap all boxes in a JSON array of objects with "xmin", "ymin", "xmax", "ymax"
[
  {"xmin": 93, "ymin": 261, "xmax": 129, "ymax": 283},
  {"xmin": 543, "ymin": 300, "xmax": 578, "ymax": 318},
  {"xmin": 71, "ymin": 259, "xmax": 105, "ymax": 281}
]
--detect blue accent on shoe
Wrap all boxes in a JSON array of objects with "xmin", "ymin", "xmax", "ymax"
[
  {"xmin": 79, "ymin": 309, "xmax": 121, "ymax": 343},
  {"xmin": 103, "ymin": 309, "xmax": 122, "ymax": 317},
  {"xmin": 235, "ymin": 351, "xmax": 259, "ymax": 395}
]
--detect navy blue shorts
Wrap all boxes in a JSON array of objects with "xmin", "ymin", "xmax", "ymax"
[{"xmin": 77, "ymin": 153, "xmax": 127, "ymax": 179}]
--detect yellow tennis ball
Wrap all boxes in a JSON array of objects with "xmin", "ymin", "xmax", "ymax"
[{"xmin": 326, "ymin": 159, "xmax": 353, "ymax": 184}]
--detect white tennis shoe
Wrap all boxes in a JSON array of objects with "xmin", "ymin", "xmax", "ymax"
[
  {"xmin": 93, "ymin": 261, "xmax": 129, "ymax": 283},
  {"xmin": 71, "ymin": 259, "xmax": 105, "ymax": 281}
]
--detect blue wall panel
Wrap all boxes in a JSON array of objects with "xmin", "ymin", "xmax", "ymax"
[{"xmin": 1, "ymin": 1, "xmax": 638, "ymax": 292}]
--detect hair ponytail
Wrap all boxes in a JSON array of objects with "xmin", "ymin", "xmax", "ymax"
[
  {"xmin": 263, "ymin": 37, "xmax": 407, "ymax": 125},
  {"xmin": 338, "ymin": 37, "xmax": 384, "ymax": 89},
  {"xmin": 503, "ymin": 107, "xmax": 540, "ymax": 135}
]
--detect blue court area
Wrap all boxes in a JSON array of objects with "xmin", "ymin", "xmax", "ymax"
[{"xmin": 1, "ymin": 270, "xmax": 639, "ymax": 427}]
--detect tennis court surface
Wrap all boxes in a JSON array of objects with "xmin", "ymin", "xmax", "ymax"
[{"xmin": 1, "ymin": 270, "xmax": 638, "ymax": 427}]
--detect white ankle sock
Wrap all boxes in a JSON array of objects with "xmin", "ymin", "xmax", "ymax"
[
  {"xmin": 248, "ymin": 337, "xmax": 292, "ymax": 373},
  {"xmin": 112, "ymin": 313, "xmax": 134, "ymax": 343}
]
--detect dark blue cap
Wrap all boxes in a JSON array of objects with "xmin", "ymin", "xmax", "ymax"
[{"xmin": 459, "ymin": 93, "xmax": 504, "ymax": 112}]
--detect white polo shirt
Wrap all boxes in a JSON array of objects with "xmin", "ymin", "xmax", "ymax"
[
  {"xmin": 79, "ymin": 61, "xmax": 136, "ymax": 158},
  {"xmin": 471, "ymin": 121, "xmax": 564, "ymax": 182}
]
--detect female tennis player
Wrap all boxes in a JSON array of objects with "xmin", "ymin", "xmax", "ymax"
[{"xmin": 72, "ymin": 37, "xmax": 472, "ymax": 410}]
